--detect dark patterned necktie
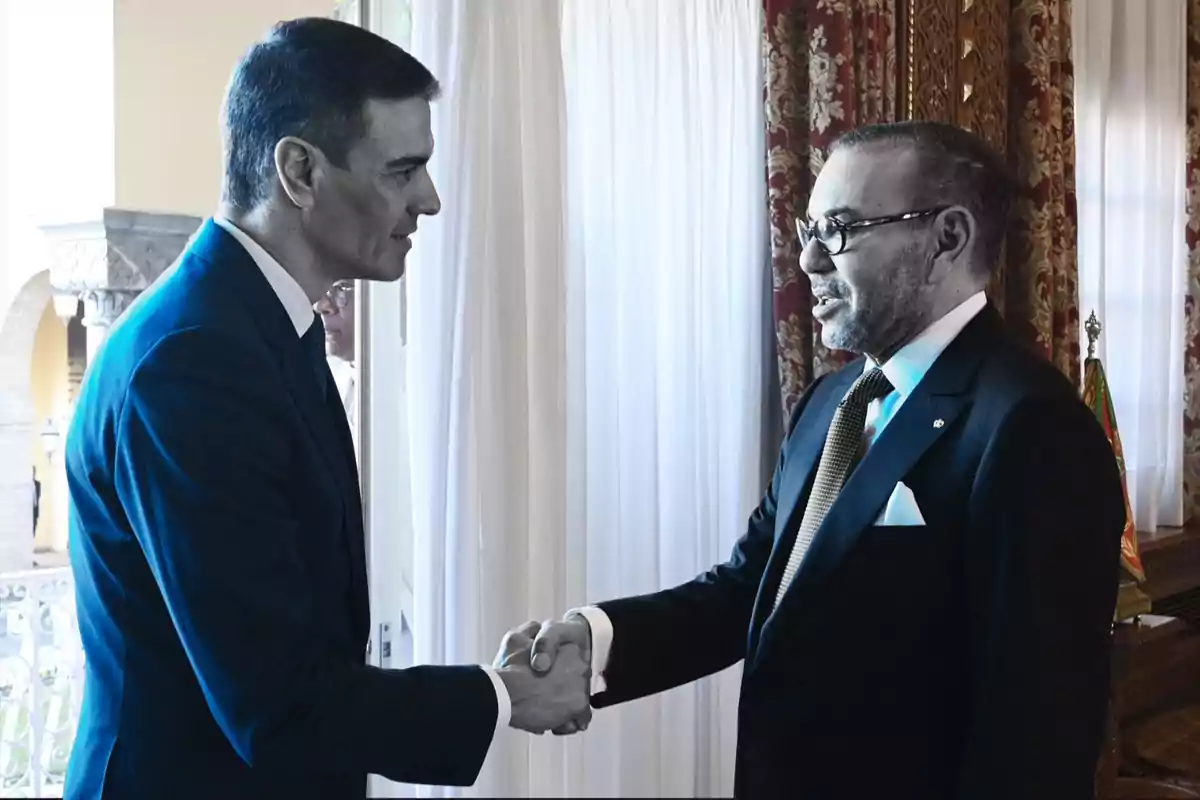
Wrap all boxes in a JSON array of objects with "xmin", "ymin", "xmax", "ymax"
[{"xmin": 771, "ymin": 367, "xmax": 894, "ymax": 611}]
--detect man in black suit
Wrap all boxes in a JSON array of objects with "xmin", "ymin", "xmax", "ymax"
[
  {"xmin": 529, "ymin": 121, "xmax": 1125, "ymax": 799},
  {"xmin": 65, "ymin": 19, "xmax": 588, "ymax": 799}
]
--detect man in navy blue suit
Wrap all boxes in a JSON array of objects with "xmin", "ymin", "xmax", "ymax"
[
  {"xmin": 529, "ymin": 122, "xmax": 1125, "ymax": 799},
  {"xmin": 65, "ymin": 18, "xmax": 588, "ymax": 799}
]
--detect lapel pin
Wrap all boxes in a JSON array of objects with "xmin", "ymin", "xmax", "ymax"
[{"xmin": 933, "ymin": 418, "xmax": 945, "ymax": 428}]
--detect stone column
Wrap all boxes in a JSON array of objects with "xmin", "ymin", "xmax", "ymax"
[
  {"xmin": 41, "ymin": 208, "xmax": 202, "ymax": 361},
  {"xmin": 79, "ymin": 289, "xmax": 138, "ymax": 362}
]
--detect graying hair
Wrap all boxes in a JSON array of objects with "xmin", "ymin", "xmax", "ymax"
[{"xmin": 830, "ymin": 121, "xmax": 1014, "ymax": 275}]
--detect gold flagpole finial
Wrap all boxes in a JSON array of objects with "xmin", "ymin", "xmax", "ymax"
[{"xmin": 1085, "ymin": 310, "xmax": 1102, "ymax": 360}]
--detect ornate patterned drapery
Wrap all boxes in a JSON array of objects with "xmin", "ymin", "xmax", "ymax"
[
  {"xmin": 764, "ymin": 0, "xmax": 898, "ymax": 415},
  {"xmin": 1185, "ymin": 0, "xmax": 1200, "ymax": 521},
  {"xmin": 765, "ymin": 0, "xmax": 1080, "ymax": 415},
  {"xmin": 1004, "ymin": 0, "xmax": 1080, "ymax": 384}
]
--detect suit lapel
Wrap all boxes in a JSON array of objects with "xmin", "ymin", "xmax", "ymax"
[
  {"xmin": 320, "ymin": 366, "xmax": 369, "ymax": 635},
  {"xmin": 323, "ymin": 370, "xmax": 360, "ymax": 490},
  {"xmin": 773, "ymin": 368, "xmax": 859, "ymax": 538},
  {"xmin": 745, "ymin": 367, "xmax": 857, "ymax": 654},
  {"xmin": 318, "ymin": 365, "xmax": 367, "ymax": 621},
  {"xmin": 751, "ymin": 307, "xmax": 1002, "ymax": 659},
  {"xmin": 190, "ymin": 220, "xmax": 369, "ymax": 631},
  {"xmin": 281, "ymin": 334, "xmax": 369, "ymax": 624},
  {"xmin": 773, "ymin": 391, "xmax": 969, "ymax": 607}
]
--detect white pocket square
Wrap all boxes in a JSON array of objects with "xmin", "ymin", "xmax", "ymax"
[{"xmin": 874, "ymin": 481, "xmax": 926, "ymax": 526}]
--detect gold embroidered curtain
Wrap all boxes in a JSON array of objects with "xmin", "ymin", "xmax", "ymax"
[{"xmin": 1184, "ymin": 0, "xmax": 1200, "ymax": 520}]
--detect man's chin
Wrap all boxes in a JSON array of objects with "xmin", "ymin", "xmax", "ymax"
[
  {"xmin": 373, "ymin": 255, "xmax": 408, "ymax": 282},
  {"xmin": 819, "ymin": 325, "xmax": 865, "ymax": 355},
  {"xmin": 355, "ymin": 263, "xmax": 406, "ymax": 284}
]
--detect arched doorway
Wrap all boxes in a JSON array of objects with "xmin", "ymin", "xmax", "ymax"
[
  {"xmin": 0, "ymin": 269, "xmax": 54, "ymax": 572},
  {"xmin": 0, "ymin": 269, "xmax": 89, "ymax": 794}
]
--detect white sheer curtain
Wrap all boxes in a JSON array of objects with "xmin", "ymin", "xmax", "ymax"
[
  {"xmin": 561, "ymin": 1, "xmax": 766, "ymax": 795},
  {"xmin": 401, "ymin": 0, "xmax": 767, "ymax": 796},
  {"xmin": 405, "ymin": 0, "xmax": 570, "ymax": 796},
  {"xmin": 1073, "ymin": 0, "xmax": 1187, "ymax": 531}
]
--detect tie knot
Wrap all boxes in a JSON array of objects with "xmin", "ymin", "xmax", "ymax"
[{"xmin": 841, "ymin": 367, "xmax": 893, "ymax": 409}]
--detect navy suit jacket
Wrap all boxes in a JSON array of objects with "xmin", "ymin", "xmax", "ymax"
[
  {"xmin": 65, "ymin": 220, "xmax": 498, "ymax": 799},
  {"xmin": 592, "ymin": 307, "xmax": 1125, "ymax": 800}
]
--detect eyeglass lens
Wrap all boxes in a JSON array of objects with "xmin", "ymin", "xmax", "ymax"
[{"xmin": 797, "ymin": 218, "xmax": 846, "ymax": 255}]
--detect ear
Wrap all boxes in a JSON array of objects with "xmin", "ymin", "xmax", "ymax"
[
  {"xmin": 930, "ymin": 206, "xmax": 974, "ymax": 270},
  {"xmin": 274, "ymin": 137, "xmax": 321, "ymax": 209}
]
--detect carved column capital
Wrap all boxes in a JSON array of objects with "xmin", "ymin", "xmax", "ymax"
[
  {"xmin": 40, "ymin": 208, "xmax": 202, "ymax": 300},
  {"xmin": 79, "ymin": 289, "xmax": 138, "ymax": 329},
  {"xmin": 39, "ymin": 208, "xmax": 202, "ymax": 359}
]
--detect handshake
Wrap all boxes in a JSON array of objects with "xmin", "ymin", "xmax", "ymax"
[{"xmin": 492, "ymin": 615, "xmax": 594, "ymax": 735}]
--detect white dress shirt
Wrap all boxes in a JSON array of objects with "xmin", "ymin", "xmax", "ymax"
[
  {"xmin": 328, "ymin": 356, "xmax": 358, "ymax": 435},
  {"xmin": 212, "ymin": 216, "xmax": 513, "ymax": 734},
  {"xmin": 573, "ymin": 290, "xmax": 989, "ymax": 695}
]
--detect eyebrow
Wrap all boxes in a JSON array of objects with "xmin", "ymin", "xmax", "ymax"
[
  {"xmin": 384, "ymin": 155, "xmax": 430, "ymax": 170},
  {"xmin": 806, "ymin": 205, "xmax": 856, "ymax": 221}
]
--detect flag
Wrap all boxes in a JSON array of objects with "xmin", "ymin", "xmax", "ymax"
[{"xmin": 1081, "ymin": 354, "xmax": 1145, "ymax": 582}]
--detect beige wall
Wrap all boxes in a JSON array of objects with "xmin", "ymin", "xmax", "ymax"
[
  {"xmin": 113, "ymin": 0, "xmax": 334, "ymax": 217},
  {"xmin": 28, "ymin": 302, "xmax": 68, "ymax": 550},
  {"xmin": 3, "ymin": 0, "xmax": 114, "ymax": 315}
]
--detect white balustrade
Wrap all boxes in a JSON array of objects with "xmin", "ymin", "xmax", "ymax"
[{"xmin": 0, "ymin": 567, "xmax": 82, "ymax": 799}]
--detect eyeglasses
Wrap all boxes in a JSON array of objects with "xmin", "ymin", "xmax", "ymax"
[
  {"xmin": 795, "ymin": 207, "xmax": 948, "ymax": 256},
  {"xmin": 325, "ymin": 280, "xmax": 355, "ymax": 310}
]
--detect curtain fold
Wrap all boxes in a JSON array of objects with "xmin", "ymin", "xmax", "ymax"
[
  {"xmin": 1005, "ymin": 0, "xmax": 1082, "ymax": 384},
  {"xmin": 763, "ymin": 0, "xmax": 897, "ymax": 414},
  {"xmin": 405, "ymin": 1, "xmax": 569, "ymax": 795},
  {"xmin": 1072, "ymin": 0, "xmax": 1186, "ymax": 532},
  {"xmin": 402, "ymin": 0, "xmax": 768, "ymax": 795},
  {"xmin": 561, "ymin": 2, "xmax": 767, "ymax": 794}
]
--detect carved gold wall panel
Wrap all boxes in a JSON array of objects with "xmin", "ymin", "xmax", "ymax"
[{"xmin": 900, "ymin": 0, "xmax": 1011, "ymax": 154}]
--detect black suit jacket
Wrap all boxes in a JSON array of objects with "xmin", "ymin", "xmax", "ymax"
[
  {"xmin": 592, "ymin": 306, "xmax": 1125, "ymax": 800},
  {"xmin": 66, "ymin": 220, "xmax": 498, "ymax": 799}
]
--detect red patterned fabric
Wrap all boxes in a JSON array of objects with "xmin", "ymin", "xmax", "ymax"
[
  {"xmin": 1005, "ymin": 0, "xmax": 1081, "ymax": 387},
  {"xmin": 1184, "ymin": 0, "xmax": 1200, "ymax": 521},
  {"xmin": 763, "ymin": 0, "xmax": 896, "ymax": 416}
]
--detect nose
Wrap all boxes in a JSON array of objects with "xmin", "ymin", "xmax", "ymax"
[
  {"xmin": 798, "ymin": 238, "xmax": 833, "ymax": 277},
  {"xmin": 415, "ymin": 170, "xmax": 441, "ymax": 218},
  {"xmin": 315, "ymin": 295, "xmax": 335, "ymax": 316}
]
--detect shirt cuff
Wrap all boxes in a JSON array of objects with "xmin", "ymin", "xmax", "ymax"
[
  {"xmin": 568, "ymin": 605, "xmax": 613, "ymax": 695},
  {"xmin": 479, "ymin": 665, "xmax": 511, "ymax": 737}
]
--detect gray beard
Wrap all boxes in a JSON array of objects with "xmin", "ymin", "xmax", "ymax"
[{"xmin": 823, "ymin": 248, "xmax": 931, "ymax": 357}]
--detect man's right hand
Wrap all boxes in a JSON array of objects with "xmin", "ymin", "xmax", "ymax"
[
  {"xmin": 530, "ymin": 614, "xmax": 592, "ymax": 675},
  {"xmin": 497, "ymin": 641, "xmax": 592, "ymax": 735},
  {"xmin": 529, "ymin": 614, "xmax": 594, "ymax": 735}
]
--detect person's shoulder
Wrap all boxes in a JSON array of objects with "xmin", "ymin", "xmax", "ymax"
[
  {"xmin": 100, "ymin": 252, "xmax": 268, "ymax": 377},
  {"xmin": 974, "ymin": 335, "xmax": 1082, "ymax": 411},
  {"xmin": 68, "ymin": 258, "xmax": 271, "ymax": 464},
  {"xmin": 947, "ymin": 333, "xmax": 1109, "ymax": 465},
  {"xmin": 962, "ymin": 339, "xmax": 1118, "ymax": 477}
]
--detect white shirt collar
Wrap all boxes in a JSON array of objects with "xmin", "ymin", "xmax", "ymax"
[
  {"xmin": 866, "ymin": 290, "xmax": 988, "ymax": 398},
  {"xmin": 213, "ymin": 216, "xmax": 315, "ymax": 338}
]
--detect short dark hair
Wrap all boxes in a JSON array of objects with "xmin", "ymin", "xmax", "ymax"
[
  {"xmin": 830, "ymin": 121, "xmax": 1014, "ymax": 272},
  {"xmin": 221, "ymin": 18, "xmax": 440, "ymax": 212}
]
